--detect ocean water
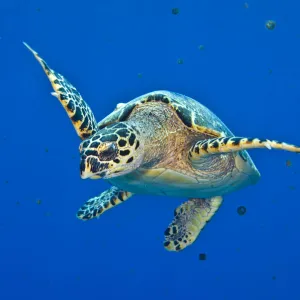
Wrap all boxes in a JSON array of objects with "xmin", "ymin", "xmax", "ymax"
[{"xmin": 1, "ymin": 0, "xmax": 300, "ymax": 299}]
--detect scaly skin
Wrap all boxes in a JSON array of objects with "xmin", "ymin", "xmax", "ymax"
[{"xmin": 24, "ymin": 42, "xmax": 98, "ymax": 139}]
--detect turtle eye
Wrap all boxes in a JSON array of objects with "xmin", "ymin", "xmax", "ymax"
[{"xmin": 98, "ymin": 143, "xmax": 118, "ymax": 161}]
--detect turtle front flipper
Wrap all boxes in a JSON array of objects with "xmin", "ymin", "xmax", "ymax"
[
  {"xmin": 77, "ymin": 186, "xmax": 133, "ymax": 220},
  {"xmin": 189, "ymin": 137, "xmax": 300, "ymax": 161},
  {"xmin": 164, "ymin": 196, "xmax": 223, "ymax": 251},
  {"xmin": 24, "ymin": 42, "xmax": 98, "ymax": 140}
]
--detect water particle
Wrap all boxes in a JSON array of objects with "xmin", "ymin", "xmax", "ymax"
[
  {"xmin": 36, "ymin": 199, "xmax": 42, "ymax": 205},
  {"xmin": 237, "ymin": 206, "xmax": 247, "ymax": 215},
  {"xmin": 286, "ymin": 160, "xmax": 292, "ymax": 167},
  {"xmin": 137, "ymin": 73, "xmax": 143, "ymax": 78},
  {"xmin": 244, "ymin": 2, "xmax": 249, "ymax": 8},
  {"xmin": 172, "ymin": 8, "xmax": 180, "ymax": 15},
  {"xmin": 198, "ymin": 45, "xmax": 205, "ymax": 50},
  {"xmin": 265, "ymin": 20, "xmax": 276, "ymax": 30},
  {"xmin": 199, "ymin": 253, "xmax": 207, "ymax": 260},
  {"xmin": 177, "ymin": 58, "xmax": 184, "ymax": 64},
  {"xmin": 272, "ymin": 275, "xmax": 276, "ymax": 280}
]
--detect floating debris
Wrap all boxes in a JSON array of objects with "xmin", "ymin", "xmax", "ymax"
[
  {"xmin": 265, "ymin": 20, "xmax": 276, "ymax": 30},
  {"xmin": 272, "ymin": 275, "xmax": 276, "ymax": 280},
  {"xmin": 198, "ymin": 45, "xmax": 205, "ymax": 51},
  {"xmin": 177, "ymin": 58, "xmax": 184, "ymax": 64},
  {"xmin": 199, "ymin": 253, "xmax": 207, "ymax": 260},
  {"xmin": 268, "ymin": 69, "xmax": 273, "ymax": 75},
  {"xmin": 44, "ymin": 212, "xmax": 51, "ymax": 217},
  {"xmin": 36, "ymin": 199, "xmax": 42, "ymax": 205},
  {"xmin": 45, "ymin": 148, "xmax": 49, "ymax": 153},
  {"xmin": 4, "ymin": 180, "xmax": 8, "ymax": 184},
  {"xmin": 244, "ymin": 2, "xmax": 249, "ymax": 9},
  {"xmin": 286, "ymin": 160, "xmax": 292, "ymax": 167},
  {"xmin": 289, "ymin": 186, "xmax": 296, "ymax": 190},
  {"xmin": 137, "ymin": 73, "xmax": 143, "ymax": 78},
  {"xmin": 16, "ymin": 201, "xmax": 20, "ymax": 205},
  {"xmin": 237, "ymin": 206, "xmax": 247, "ymax": 216},
  {"xmin": 172, "ymin": 8, "xmax": 180, "ymax": 15},
  {"xmin": 36, "ymin": 8, "xmax": 40, "ymax": 12}
]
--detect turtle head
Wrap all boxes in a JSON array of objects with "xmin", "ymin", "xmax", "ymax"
[{"xmin": 79, "ymin": 123, "xmax": 144, "ymax": 179}]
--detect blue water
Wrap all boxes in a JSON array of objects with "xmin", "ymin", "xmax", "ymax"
[{"xmin": 1, "ymin": 1, "xmax": 300, "ymax": 299}]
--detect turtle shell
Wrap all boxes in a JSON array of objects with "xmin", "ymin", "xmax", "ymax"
[{"xmin": 98, "ymin": 90, "xmax": 231, "ymax": 138}]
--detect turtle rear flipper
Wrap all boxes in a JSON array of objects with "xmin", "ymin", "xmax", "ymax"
[
  {"xmin": 189, "ymin": 137, "xmax": 300, "ymax": 161},
  {"xmin": 164, "ymin": 196, "xmax": 223, "ymax": 251},
  {"xmin": 77, "ymin": 186, "xmax": 133, "ymax": 220},
  {"xmin": 24, "ymin": 42, "xmax": 98, "ymax": 140}
]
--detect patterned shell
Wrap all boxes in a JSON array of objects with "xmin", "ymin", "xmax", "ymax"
[
  {"xmin": 97, "ymin": 90, "xmax": 233, "ymax": 138},
  {"xmin": 98, "ymin": 90, "xmax": 256, "ymax": 167}
]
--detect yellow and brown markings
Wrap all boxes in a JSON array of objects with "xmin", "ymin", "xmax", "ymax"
[
  {"xmin": 79, "ymin": 122, "xmax": 141, "ymax": 177},
  {"xmin": 76, "ymin": 186, "xmax": 133, "ymax": 220},
  {"xmin": 164, "ymin": 196, "xmax": 223, "ymax": 251},
  {"xmin": 24, "ymin": 42, "xmax": 98, "ymax": 140},
  {"xmin": 140, "ymin": 94, "xmax": 223, "ymax": 137},
  {"xmin": 190, "ymin": 137, "xmax": 300, "ymax": 159}
]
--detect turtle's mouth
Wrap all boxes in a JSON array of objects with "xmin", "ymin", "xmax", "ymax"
[
  {"xmin": 80, "ymin": 156, "xmax": 108, "ymax": 179},
  {"xmin": 81, "ymin": 170, "xmax": 107, "ymax": 179},
  {"xmin": 81, "ymin": 170, "xmax": 97, "ymax": 179}
]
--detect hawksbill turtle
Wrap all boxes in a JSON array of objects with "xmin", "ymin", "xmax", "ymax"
[{"xmin": 24, "ymin": 42, "xmax": 300, "ymax": 252}]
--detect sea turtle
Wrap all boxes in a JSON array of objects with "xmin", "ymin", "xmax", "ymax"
[{"xmin": 24, "ymin": 42, "xmax": 300, "ymax": 252}]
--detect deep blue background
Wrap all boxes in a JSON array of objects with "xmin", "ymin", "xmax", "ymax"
[{"xmin": 1, "ymin": 0, "xmax": 300, "ymax": 299}]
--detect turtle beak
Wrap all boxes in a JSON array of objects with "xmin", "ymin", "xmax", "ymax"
[
  {"xmin": 80, "ymin": 167, "xmax": 93, "ymax": 179},
  {"xmin": 80, "ymin": 157, "xmax": 107, "ymax": 179},
  {"xmin": 81, "ymin": 170, "xmax": 93, "ymax": 179},
  {"xmin": 80, "ymin": 158, "xmax": 93, "ymax": 179}
]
